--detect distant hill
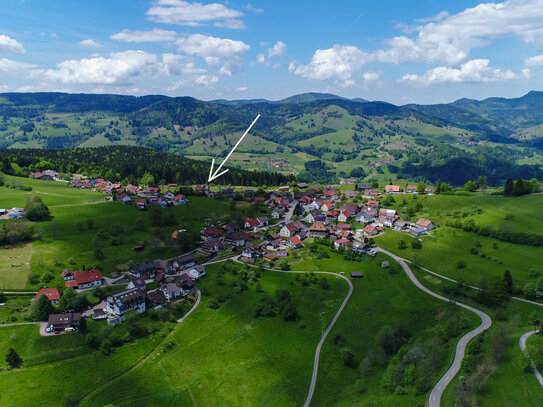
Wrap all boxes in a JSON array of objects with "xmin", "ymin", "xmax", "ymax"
[{"xmin": 1, "ymin": 90, "xmax": 542, "ymax": 186}]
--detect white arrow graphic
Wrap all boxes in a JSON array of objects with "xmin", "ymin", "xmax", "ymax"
[{"xmin": 207, "ymin": 113, "xmax": 260, "ymax": 183}]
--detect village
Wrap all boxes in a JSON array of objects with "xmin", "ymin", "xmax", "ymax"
[{"xmin": 28, "ymin": 170, "xmax": 436, "ymax": 335}]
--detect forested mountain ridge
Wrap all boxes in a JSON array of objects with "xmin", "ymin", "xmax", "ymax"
[{"xmin": 1, "ymin": 91, "xmax": 543, "ymax": 186}]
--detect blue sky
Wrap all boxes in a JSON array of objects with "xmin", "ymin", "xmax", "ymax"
[{"xmin": 1, "ymin": 0, "xmax": 543, "ymax": 104}]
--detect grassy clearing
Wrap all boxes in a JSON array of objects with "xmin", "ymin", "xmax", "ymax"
[
  {"xmin": 375, "ymin": 227, "xmax": 541, "ymax": 288},
  {"xmin": 0, "ymin": 243, "xmax": 32, "ymax": 290}
]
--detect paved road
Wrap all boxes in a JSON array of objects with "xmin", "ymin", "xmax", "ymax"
[
  {"xmin": 177, "ymin": 289, "xmax": 201, "ymax": 323},
  {"xmin": 519, "ymin": 330, "xmax": 543, "ymax": 387},
  {"xmin": 376, "ymin": 248, "xmax": 492, "ymax": 407}
]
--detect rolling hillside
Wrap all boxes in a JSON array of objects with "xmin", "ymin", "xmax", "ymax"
[{"xmin": 1, "ymin": 91, "xmax": 543, "ymax": 185}]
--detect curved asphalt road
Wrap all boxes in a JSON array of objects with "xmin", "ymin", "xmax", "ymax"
[
  {"xmin": 376, "ymin": 248, "xmax": 492, "ymax": 407},
  {"xmin": 519, "ymin": 330, "xmax": 543, "ymax": 387}
]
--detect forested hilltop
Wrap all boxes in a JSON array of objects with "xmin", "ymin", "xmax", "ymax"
[
  {"xmin": 0, "ymin": 146, "xmax": 295, "ymax": 186},
  {"xmin": 1, "ymin": 91, "xmax": 543, "ymax": 185}
]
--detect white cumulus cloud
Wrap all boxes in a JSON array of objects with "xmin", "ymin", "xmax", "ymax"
[
  {"xmin": 399, "ymin": 59, "xmax": 530, "ymax": 85},
  {"xmin": 40, "ymin": 50, "xmax": 208, "ymax": 85},
  {"xmin": 268, "ymin": 41, "xmax": 286, "ymax": 58},
  {"xmin": 79, "ymin": 39, "xmax": 101, "ymax": 48},
  {"xmin": 146, "ymin": 0, "xmax": 244, "ymax": 28},
  {"xmin": 111, "ymin": 28, "xmax": 178, "ymax": 42},
  {"xmin": 289, "ymin": 45, "xmax": 371, "ymax": 84},
  {"xmin": 362, "ymin": 71, "xmax": 380, "ymax": 81},
  {"xmin": 525, "ymin": 54, "xmax": 543, "ymax": 67},
  {"xmin": 0, "ymin": 34, "xmax": 25, "ymax": 54},
  {"xmin": 175, "ymin": 34, "xmax": 249, "ymax": 75},
  {"xmin": 376, "ymin": 0, "xmax": 543, "ymax": 66},
  {"xmin": 0, "ymin": 58, "xmax": 36, "ymax": 73}
]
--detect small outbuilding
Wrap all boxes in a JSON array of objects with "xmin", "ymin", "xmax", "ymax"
[{"xmin": 350, "ymin": 271, "xmax": 364, "ymax": 279}]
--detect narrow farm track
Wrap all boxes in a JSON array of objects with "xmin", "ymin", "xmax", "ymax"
[
  {"xmin": 519, "ymin": 330, "xmax": 543, "ymax": 387},
  {"xmin": 376, "ymin": 248, "xmax": 492, "ymax": 407},
  {"xmin": 48, "ymin": 200, "xmax": 109, "ymax": 208}
]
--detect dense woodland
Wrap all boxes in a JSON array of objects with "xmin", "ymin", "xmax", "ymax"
[{"xmin": 0, "ymin": 146, "xmax": 295, "ymax": 186}]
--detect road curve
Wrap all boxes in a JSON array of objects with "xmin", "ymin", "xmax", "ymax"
[
  {"xmin": 519, "ymin": 330, "xmax": 543, "ymax": 387},
  {"xmin": 229, "ymin": 257, "xmax": 353, "ymax": 407},
  {"xmin": 376, "ymin": 248, "xmax": 492, "ymax": 407}
]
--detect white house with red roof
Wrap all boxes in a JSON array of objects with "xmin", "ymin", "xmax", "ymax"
[
  {"xmin": 416, "ymin": 218, "xmax": 434, "ymax": 230},
  {"xmin": 33, "ymin": 288, "xmax": 63, "ymax": 304},
  {"xmin": 65, "ymin": 269, "xmax": 104, "ymax": 289},
  {"xmin": 334, "ymin": 238, "xmax": 350, "ymax": 249}
]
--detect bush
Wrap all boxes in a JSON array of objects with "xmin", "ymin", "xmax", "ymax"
[
  {"xmin": 342, "ymin": 347, "xmax": 357, "ymax": 367},
  {"xmin": 25, "ymin": 196, "xmax": 50, "ymax": 221},
  {"xmin": 411, "ymin": 239, "xmax": 422, "ymax": 249},
  {"xmin": 333, "ymin": 333, "xmax": 346, "ymax": 346},
  {"xmin": 319, "ymin": 277, "xmax": 330, "ymax": 290},
  {"xmin": 100, "ymin": 338, "xmax": 112, "ymax": 355},
  {"xmin": 207, "ymin": 299, "xmax": 219, "ymax": 309}
]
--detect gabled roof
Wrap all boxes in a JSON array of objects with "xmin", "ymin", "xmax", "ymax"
[
  {"xmin": 34, "ymin": 288, "xmax": 62, "ymax": 302},
  {"xmin": 290, "ymin": 236, "xmax": 302, "ymax": 245},
  {"xmin": 310, "ymin": 221, "xmax": 327, "ymax": 231},
  {"xmin": 245, "ymin": 218, "xmax": 259, "ymax": 227},
  {"xmin": 416, "ymin": 218, "xmax": 433, "ymax": 228},
  {"xmin": 73, "ymin": 269, "xmax": 103, "ymax": 285}
]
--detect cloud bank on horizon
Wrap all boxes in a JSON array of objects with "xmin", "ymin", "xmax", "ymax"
[{"xmin": 1, "ymin": 0, "xmax": 543, "ymax": 103}]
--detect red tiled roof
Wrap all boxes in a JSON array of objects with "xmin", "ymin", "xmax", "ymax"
[
  {"xmin": 73, "ymin": 269, "xmax": 103, "ymax": 285},
  {"xmin": 290, "ymin": 236, "xmax": 302, "ymax": 245},
  {"xmin": 33, "ymin": 288, "xmax": 62, "ymax": 302}
]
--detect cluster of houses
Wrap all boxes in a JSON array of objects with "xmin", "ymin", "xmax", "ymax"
[
  {"xmin": 39, "ymin": 254, "xmax": 206, "ymax": 330},
  {"xmin": 68, "ymin": 177, "xmax": 188, "ymax": 209}
]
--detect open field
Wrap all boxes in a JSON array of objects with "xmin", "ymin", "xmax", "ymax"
[
  {"xmin": 0, "ymin": 243, "xmax": 33, "ymax": 290},
  {"xmin": 374, "ymin": 193, "xmax": 543, "ymax": 288}
]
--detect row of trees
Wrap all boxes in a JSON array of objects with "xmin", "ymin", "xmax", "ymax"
[
  {"xmin": 447, "ymin": 218, "xmax": 543, "ymax": 246},
  {"xmin": 503, "ymin": 177, "xmax": 540, "ymax": 196}
]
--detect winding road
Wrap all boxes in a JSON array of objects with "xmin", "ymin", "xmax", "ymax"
[
  {"xmin": 519, "ymin": 330, "xmax": 543, "ymax": 387},
  {"xmin": 376, "ymin": 248, "xmax": 492, "ymax": 407}
]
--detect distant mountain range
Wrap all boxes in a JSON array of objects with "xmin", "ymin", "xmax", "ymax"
[{"xmin": 1, "ymin": 90, "xmax": 542, "ymax": 185}]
